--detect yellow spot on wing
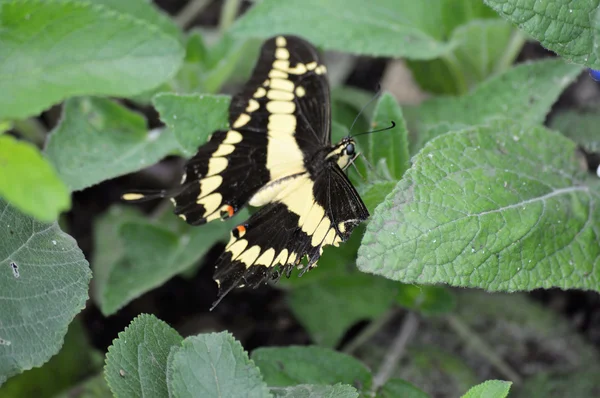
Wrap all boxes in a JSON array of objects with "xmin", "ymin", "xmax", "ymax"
[
  {"xmin": 269, "ymin": 69, "xmax": 288, "ymax": 79},
  {"xmin": 255, "ymin": 248, "xmax": 276, "ymax": 267},
  {"xmin": 197, "ymin": 193, "xmax": 222, "ymax": 215},
  {"xmin": 275, "ymin": 47, "xmax": 290, "ymax": 60},
  {"xmin": 246, "ymin": 99, "xmax": 260, "ymax": 113},
  {"xmin": 273, "ymin": 60, "xmax": 290, "ymax": 70},
  {"xmin": 213, "ymin": 143, "xmax": 235, "ymax": 157},
  {"xmin": 301, "ymin": 204, "xmax": 325, "ymax": 235},
  {"xmin": 273, "ymin": 249, "xmax": 289, "ymax": 266},
  {"xmin": 199, "ymin": 175, "xmax": 222, "ymax": 197},
  {"xmin": 267, "ymin": 89, "xmax": 294, "ymax": 101},
  {"xmin": 276, "ymin": 36, "xmax": 287, "ymax": 47},
  {"xmin": 270, "ymin": 78, "xmax": 294, "ymax": 92},
  {"xmin": 254, "ymin": 87, "xmax": 267, "ymax": 98},
  {"xmin": 266, "ymin": 100, "xmax": 295, "ymax": 114},
  {"xmin": 239, "ymin": 245, "xmax": 261, "ymax": 267},
  {"xmin": 295, "ymin": 86, "xmax": 306, "ymax": 97},
  {"xmin": 306, "ymin": 61, "xmax": 317, "ymax": 70},
  {"xmin": 311, "ymin": 218, "xmax": 331, "ymax": 247},
  {"xmin": 228, "ymin": 239, "xmax": 248, "ymax": 259},
  {"xmin": 268, "ymin": 114, "xmax": 296, "ymax": 134},
  {"xmin": 324, "ymin": 228, "xmax": 338, "ymax": 247},
  {"xmin": 122, "ymin": 193, "xmax": 145, "ymax": 201},
  {"xmin": 287, "ymin": 63, "xmax": 307, "ymax": 75},
  {"xmin": 315, "ymin": 65, "xmax": 327, "ymax": 75},
  {"xmin": 233, "ymin": 113, "xmax": 251, "ymax": 128},
  {"xmin": 225, "ymin": 130, "xmax": 243, "ymax": 144},
  {"xmin": 207, "ymin": 157, "xmax": 227, "ymax": 176}
]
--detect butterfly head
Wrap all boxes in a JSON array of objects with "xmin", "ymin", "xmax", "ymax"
[{"xmin": 328, "ymin": 137, "xmax": 357, "ymax": 170}]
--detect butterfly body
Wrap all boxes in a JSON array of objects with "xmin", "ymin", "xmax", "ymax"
[{"xmin": 124, "ymin": 35, "xmax": 369, "ymax": 307}]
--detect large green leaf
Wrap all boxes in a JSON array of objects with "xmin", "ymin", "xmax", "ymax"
[
  {"xmin": 105, "ymin": 314, "xmax": 183, "ymax": 398},
  {"xmin": 168, "ymin": 332, "xmax": 271, "ymax": 398},
  {"xmin": 407, "ymin": 59, "xmax": 583, "ymax": 153},
  {"xmin": 270, "ymin": 384, "xmax": 359, "ymax": 398},
  {"xmin": 485, "ymin": 0, "xmax": 600, "ymax": 68},
  {"xmin": 153, "ymin": 93, "xmax": 230, "ymax": 156},
  {"xmin": 550, "ymin": 107, "xmax": 600, "ymax": 153},
  {"xmin": 0, "ymin": 135, "xmax": 70, "ymax": 222},
  {"xmin": 0, "ymin": 0, "xmax": 184, "ymax": 119},
  {"xmin": 378, "ymin": 379, "xmax": 430, "ymax": 398},
  {"xmin": 251, "ymin": 346, "xmax": 371, "ymax": 390},
  {"xmin": 45, "ymin": 97, "xmax": 180, "ymax": 192},
  {"xmin": 0, "ymin": 198, "xmax": 91, "ymax": 384},
  {"xmin": 231, "ymin": 0, "xmax": 499, "ymax": 59},
  {"xmin": 358, "ymin": 119, "xmax": 600, "ymax": 292}
]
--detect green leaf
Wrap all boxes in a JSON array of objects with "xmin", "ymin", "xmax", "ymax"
[
  {"xmin": 233, "ymin": 0, "xmax": 461, "ymax": 59},
  {"xmin": 45, "ymin": 97, "xmax": 180, "ymax": 192},
  {"xmin": 369, "ymin": 93, "xmax": 410, "ymax": 179},
  {"xmin": 1, "ymin": 320, "xmax": 100, "ymax": 396},
  {"xmin": 104, "ymin": 314, "xmax": 182, "ymax": 398},
  {"xmin": 168, "ymin": 332, "xmax": 271, "ymax": 398},
  {"xmin": 0, "ymin": 0, "xmax": 184, "ymax": 119},
  {"xmin": 270, "ymin": 384, "xmax": 359, "ymax": 398},
  {"xmin": 396, "ymin": 285, "xmax": 456, "ymax": 316},
  {"xmin": 251, "ymin": 346, "xmax": 371, "ymax": 390},
  {"xmin": 408, "ymin": 19, "xmax": 520, "ymax": 95},
  {"xmin": 0, "ymin": 135, "xmax": 70, "ymax": 221},
  {"xmin": 378, "ymin": 378, "xmax": 430, "ymax": 398},
  {"xmin": 153, "ymin": 93, "xmax": 230, "ymax": 156},
  {"xmin": 0, "ymin": 198, "xmax": 91, "ymax": 383},
  {"xmin": 95, "ymin": 205, "xmax": 246, "ymax": 315},
  {"xmin": 484, "ymin": 0, "xmax": 600, "ymax": 68},
  {"xmin": 358, "ymin": 119, "xmax": 600, "ymax": 292},
  {"xmin": 407, "ymin": 59, "xmax": 583, "ymax": 152},
  {"xmin": 550, "ymin": 107, "xmax": 600, "ymax": 153},
  {"xmin": 461, "ymin": 380, "xmax": 512, "ymax": 398}
]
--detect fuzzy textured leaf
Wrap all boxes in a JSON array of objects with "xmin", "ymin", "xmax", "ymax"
[
  {"xmin": 0, "ymin": 0, "xmax": 184, "ymax": 119},
  {"xmin": 104, "ymin": 314, "xmax": 182, "ymax": 398},
  {"xmin": 153, "ymin": 93, "xmax": 230, "ymax": 156},
  {"xmin": 461, "ymin": 380, "xmax": 511, "ymax": 398},
  {"xmin": 251, "ymin": 346, "xmax": 371, "ymax": 390},
  {"xmin": 0, "ymin": 198, "xmax": 91, "ymax": 383},
  {"xmin": 358, "ymin": 119, "xmax": 600, "ymax": 292},
  {"xmin": 168, "ymin": 332, "xmax": 271, "ymax": 398},
  {"xmin": 378, "ymin": 379, "xmax": 430, "ymax": 398},
  {"xmin": 232, "ymin": 0, "xmax": 466, "ymax": 59},
  {"xmin": 485, "ymin": 0, "xmax": 600, "ymax": 68},
  {"xmin": 550, "ymin": 107, "xmax": 600, "ymax": 153},
  {"xmin": 270, "ymin": 384, "xmax": 359, "ymax": 398},
  {"xmin": 0, "ymin": 135, "xmax": 70, "ymax": 221},
  {"xmin": 45, "ymin": 97, "xmax": 180, "ymax": 191},
  {"xmin": 408, "ymin": 59, "xmax": 583, "ymax": 152}
]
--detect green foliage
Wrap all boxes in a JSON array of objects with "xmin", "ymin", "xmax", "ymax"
[
  {"xmin": 105, "ymin": 314, "xmax": 183, "ymax": 397},
  {"xmin": 168, "ymin": 332, "xmax": 271, "ymax": 398},
  {"xmin": 358, "ymin": 120, "xmax": 600, "ymax": 291},
  {"xmin": 3, "ymin": 0, "xmax": 600, "ymax": 395},
  {"xmin": 0, "ymin": 135, "xmax": 70, "ymax": 221},
  {"xmin": 485, "ymin": 0, "xmax": 600, "ymax": 68},
  {"xmin": 461, "ymin": 380, "xmax": 512, "ymax": 398},
  {"xmin": 0, "ymin": 198, "xmax": 91, "ymax": 383},
  {"xmin": 45, "ymin": 97, "xmax": 180, "ymax": 191},
  {"xmin": 0, "ymin": 0, "xmax": 184, "ymax": 119}
]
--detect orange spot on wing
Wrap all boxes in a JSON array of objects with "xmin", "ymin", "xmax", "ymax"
[
  {"xmin": 236, "ymin": 225, "xmax": 246, "ymax": 234},
  {"xmin": 227, "ymin": 205, "xmax": 235, "ymax": 217}
]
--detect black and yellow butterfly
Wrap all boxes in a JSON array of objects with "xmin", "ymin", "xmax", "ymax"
[{"xmin": 124, "ymin": 35, "xmax": 369, "ymax": 308}]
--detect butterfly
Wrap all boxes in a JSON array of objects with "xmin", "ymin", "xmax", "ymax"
[{"xmin": 124, "ymin": 35, "xmax": 371, "ymax": 308}]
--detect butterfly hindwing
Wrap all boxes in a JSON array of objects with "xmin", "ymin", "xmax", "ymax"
[{"xmin": 212, "ymin": 163, "xmax": 369, "ymax": 307}]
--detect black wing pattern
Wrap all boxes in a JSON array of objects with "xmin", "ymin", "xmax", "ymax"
[
  {"xmin": 170, "ymin": 35, "xmax": 333, "ymax": 225},
  {"xmin": 212, "ymin": 162, "xmax": 369, "ymax": 308}
]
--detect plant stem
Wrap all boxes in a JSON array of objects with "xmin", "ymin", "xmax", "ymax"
[
  {"xmin": 494, "ymin": 29, "xmax": 527, "ymax": 75},
  {"xmin": 174, "ymin": 0, "xmax": 212, "ymax": 29},
  {"xmin": 13, "ymin": 118, "xmax": 47, "ymax": 147},
  {"xmin": 371, "ymin": 312, "xmax": 419, "ymax": 393},
  {"xmin": 219, "ymin": 0, "xmax": 241, "ymax": 32},
  {"xmin": 441, "ymin": 53, "xmax": 469, "ymax": 95},
  {"xmin": 343, "ymin": 308, "xmax": 398, "ymax": 355},
  {"xmin": 446, "ymin": 314, "xmax": 522, "ymax": 384}
]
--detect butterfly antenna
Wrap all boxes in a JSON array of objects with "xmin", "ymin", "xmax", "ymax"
[
  {"xmin": 351, "ymin": 120, "xmax": 396, "ymax": 138},
  {"xmin": 347, "ymin": 84, "xmax": 382, "ymax": 136}
]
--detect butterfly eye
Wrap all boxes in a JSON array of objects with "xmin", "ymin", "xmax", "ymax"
[{"xmin": 345, "ymin": 143, "xmax": 355, "ymax": 156}]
